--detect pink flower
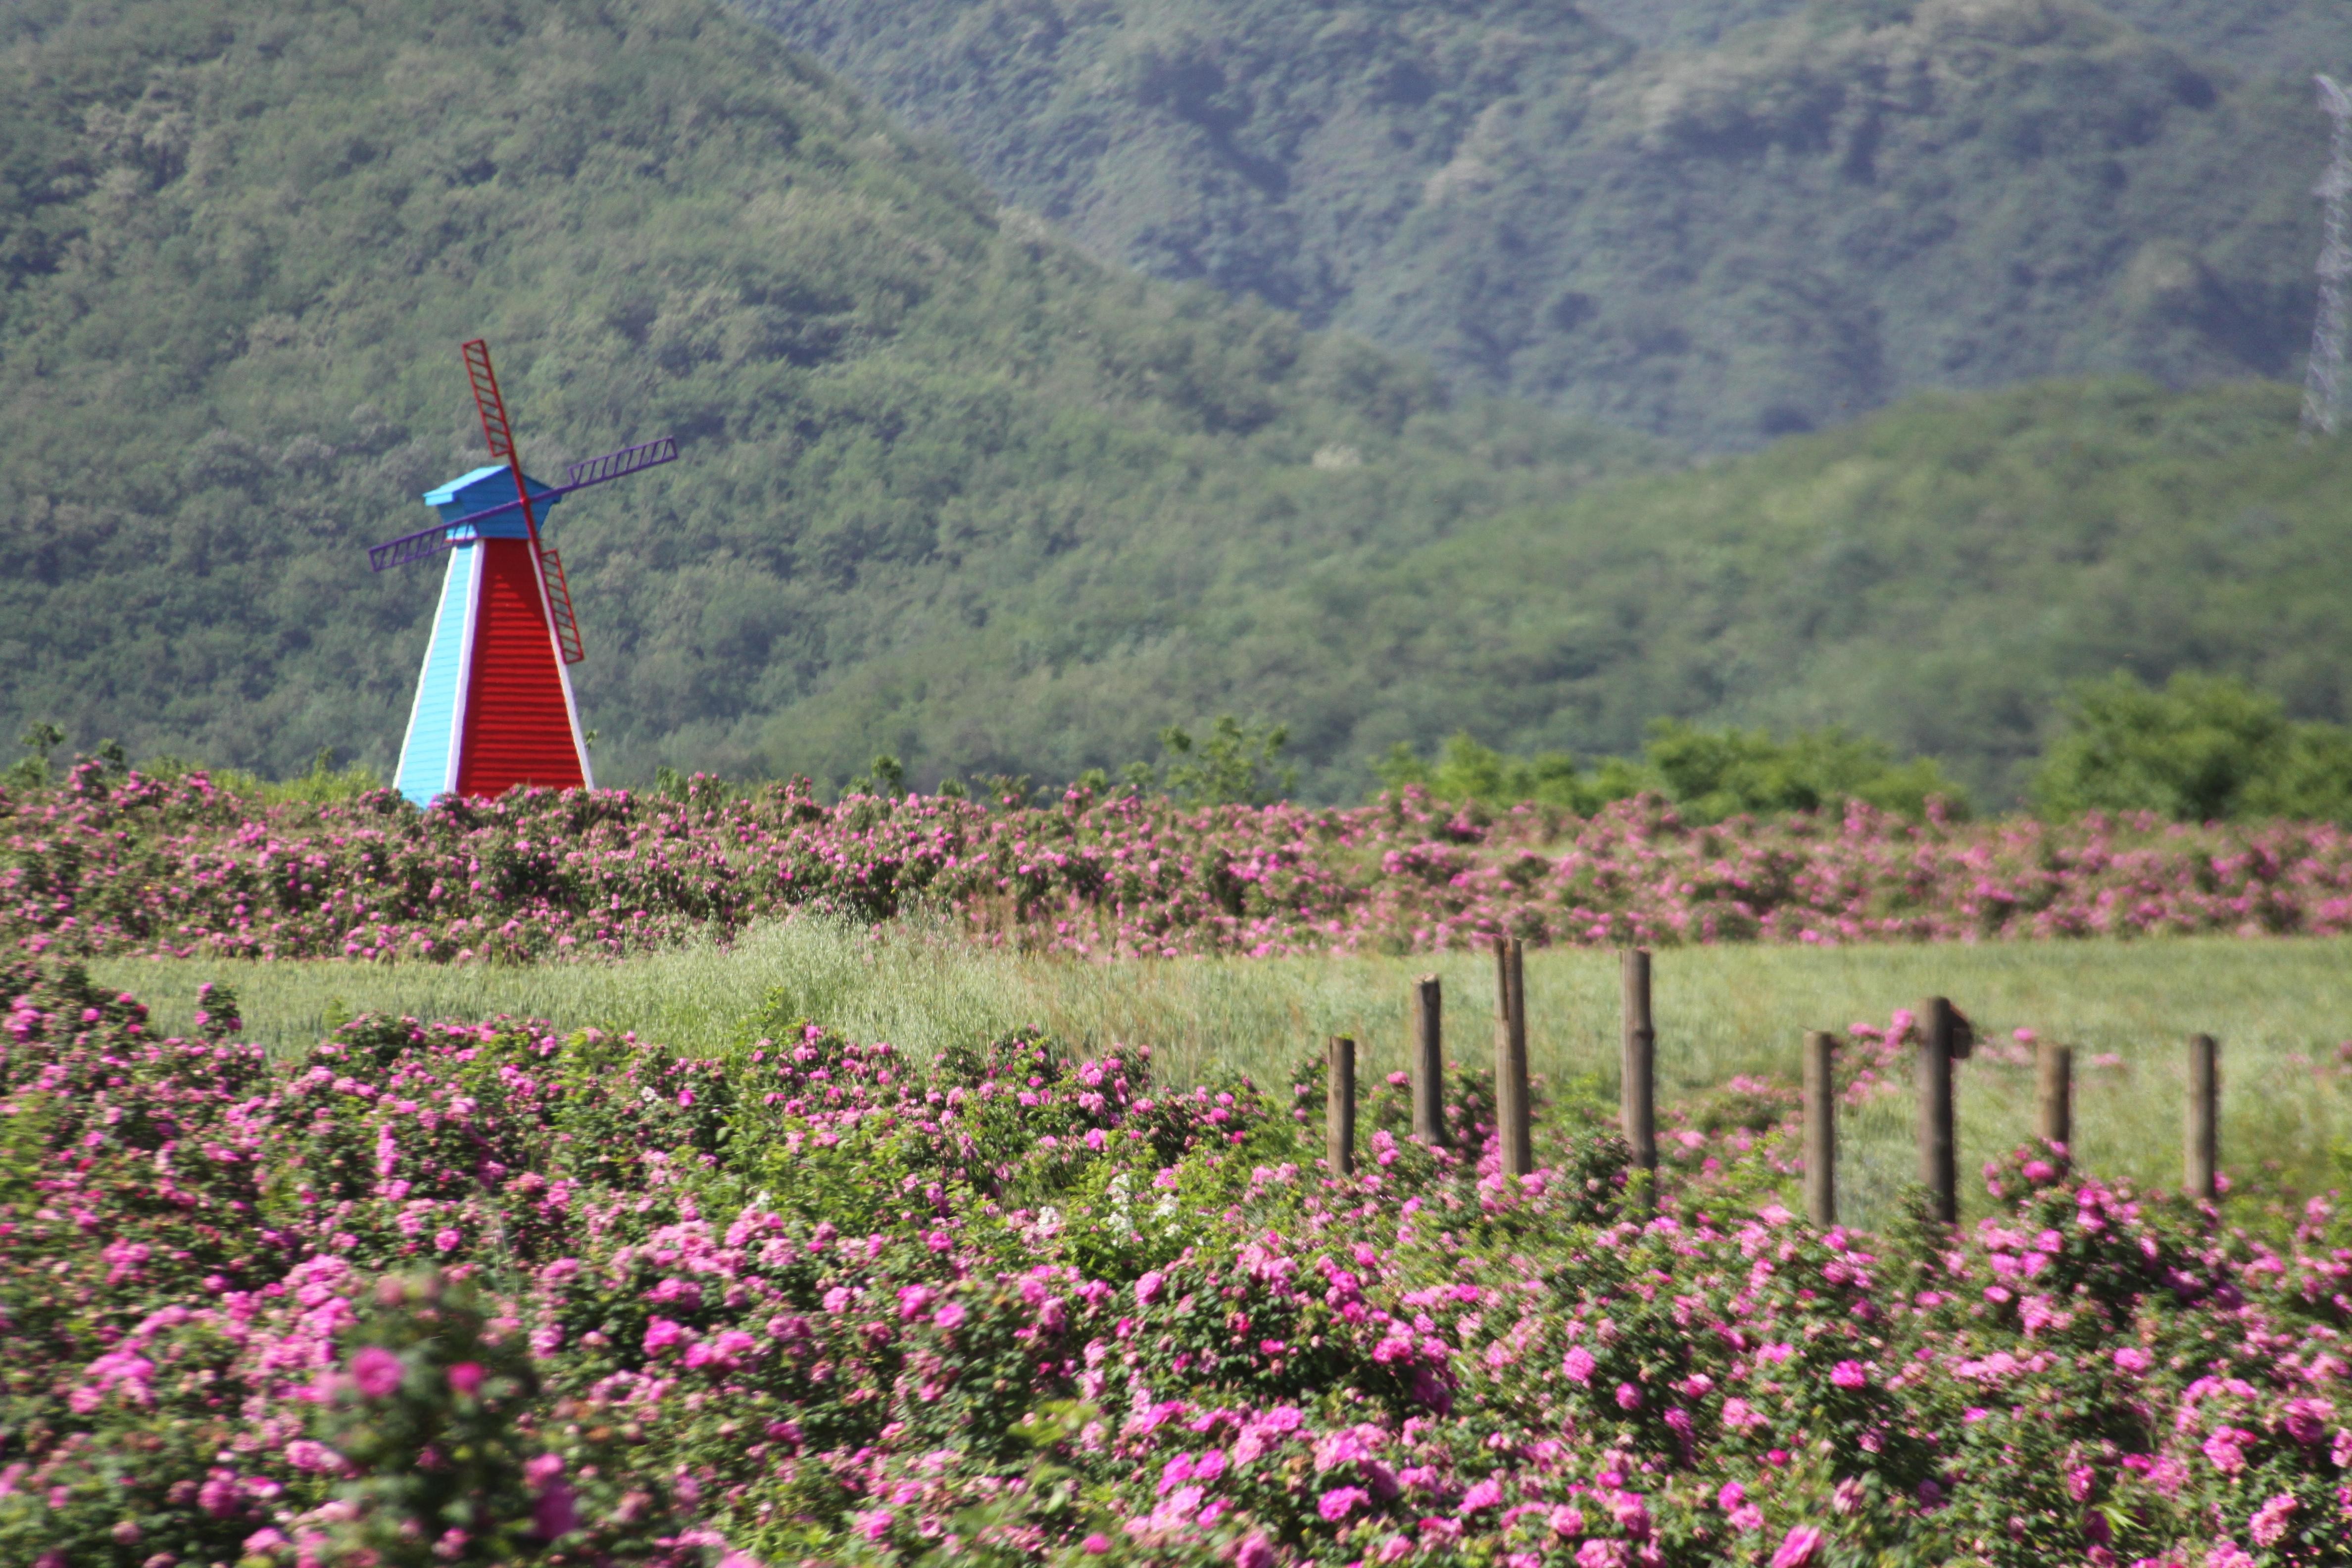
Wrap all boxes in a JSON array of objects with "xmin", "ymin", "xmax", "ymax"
[
  {"xmin": 1576, "ymin": 1541, "xmax": 1627, "ymax": 1568},
  {"xmin": 282, "ymin": 1439, "xmax": 342, "ymax": 1474},
  {"xmin": 1136, "ymin": 1271, "xmax": 1166, "ymax": 1307},
  {"xmin": 2249, "ymin": 1493, "xmax": 2297, "ymax": 1548},
  {"xmin": 348, "ymin": 1346, "xmax": 402, "ymax": 1400},
  {"xmin": 2202, "ymin": 1427, "xmax": 2250, "ymax": 1475},
  {"xmin": 1771, "ymin": 1524, "xmax": 1824, "ymax": 1568},
  {"xmin": 933, "ymin": 1301, "xmax": 967, "ymax": 1331},
  {"xmin": 642, "ymin": 1317, "xmax": 688, "ymax": 1355},
  {"xmin": 446, "ymin": 1362, "xmax": 484, "ymax": 1397},
  {"xmin": 1082, "ymin": 1536, "xmax": 1113, "ymax": 1557},
  {"xmin": 1460, "ymin": 1478, "xmax": 1504, "ymax": 1513},
  {"xmin": 433, "ymin": 1227, "xmax": 461, "ymax": 1253},
  {"xmin": 2113, "ymin": 1347, "xmax": 2153, "ymax": 1374},
  {"xmin": 1319, "ymin": 1486, "xmax": 1370, "ymax": 1521},
  {"xmin": 1716, "ymin": 1482, "xmax": 1745, "ymax": 1511},
  {"xmin": 1830, "ymin": 1361, "xmax": 1868, "ymax": 1389},
  {"xmin": 534, "ymin": 1482, "xmax": 580, "ymax": 1540},
  {"xmin": 1234, "ymin": 1536, "xmax": 1273, "ymax": 1568},
  {"xmin": 1562, "ymin": 1346, "xmax": 1596, "ymax": 1383},
  {"xmin": 1615, "ymin": 1381, "xmax": 1643, "ymax": 1411}
]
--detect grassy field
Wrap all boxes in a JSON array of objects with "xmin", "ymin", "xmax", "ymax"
[{"xmin": 88, "ymin": 924, "xmax": 2351, "ymax": 1230}]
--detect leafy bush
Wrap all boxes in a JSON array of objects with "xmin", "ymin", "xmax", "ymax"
[
  {"xmin": 2033, "ymin": 673, "xmax": 2352, "ymax": 824},
  {"xmin": 1379, "ymin": 723, "xmax": 1970, "ymax": 823}
]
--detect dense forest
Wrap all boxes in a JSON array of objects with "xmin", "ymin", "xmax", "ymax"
[
  {"xmin": 740, "ymin": 0, "xmax": 2334, "ymax": 448},
  {"xmin": 1, "ymin": 0, "xmax": 2347, "ymax": 805}
]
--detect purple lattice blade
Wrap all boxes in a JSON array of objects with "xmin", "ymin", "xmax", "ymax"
[
  {"xmin": 368, "ymin": 521, "xmax": 460, "ymax": 572},
  {"xmin": 562, "ymin": 436, "xmax": 678, "ymax": 489}
]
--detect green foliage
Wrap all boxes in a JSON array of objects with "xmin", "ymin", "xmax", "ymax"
[
  {"xmin": 743, "ymin": 0, "xmax": 2328, "ymax": 449},
  {"xmin": 3, "ymin": 723, "xmax": 63, "ymax": 791},
  {"xmin": 1642, "ymin": 720, "xmax": 1968, "ymax": 821},
  {"xmin": 307, "ymin": 1272, "xmax": 553, "ymax": 1568},
  {"xmin": 1150, "ymin": 715, "xmax": 1298, "ymax": 807},
  {"xmin": 3, "ymin": 0, "xmax": 2349, "ymax": 816},
  {"xmin": 2032, "ymin": 671, "xmax": 2352, "ymax": 822},
  {"xmin": 1374, "ymin": 733, "xmax": 1642, "ymax": 817},
  {"xmin": 1377, "ymin": 721, "xmax": 1968, "ymax": 821}
]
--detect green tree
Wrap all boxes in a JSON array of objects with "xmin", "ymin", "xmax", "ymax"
[
  {"xmin": 1375, "ymin": 723, "xmax": 1966, "ymax": 822},
  {"xmin": 1642, "ymin": 721, "xmax": 1966, "ymax": 822},
  {"xmin": 1153, "ymin": 716, "xmax": 1298, "ymax": 807},
  {"xmin": 2032, "ymin": 672, "xmax": 2352, "ymax": 823}
]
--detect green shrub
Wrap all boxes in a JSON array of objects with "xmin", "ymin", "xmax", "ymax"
[
  {"xmin": 1375, "ymin": 721, "xmax": 1969, "ymax": 822},
  {"xmin": 2032, "ymin": 672, "xmax": 2352, "ymax": 823}
]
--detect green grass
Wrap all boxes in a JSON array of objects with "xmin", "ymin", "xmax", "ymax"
[{"xmin": 89, "ymin": 926, "xmax": 2351, "ymax": 1230}]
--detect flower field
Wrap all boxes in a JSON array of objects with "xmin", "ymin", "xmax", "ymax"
[
  {"xmin": 8, "ymin": 764, "xmax": 2352, "ymax": 966},
  {"xmin": 4, "ymin": 956, "xmax": 2350, "ymax": 1568}
]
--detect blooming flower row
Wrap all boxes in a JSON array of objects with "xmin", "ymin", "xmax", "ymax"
[
  {"xmin": 3, "ymin": 956, "xmax": 2347, "ymax": 1566},
  {"xmin": 8, "ymin": 763, "xmax": 2352, "ymax": 963}
]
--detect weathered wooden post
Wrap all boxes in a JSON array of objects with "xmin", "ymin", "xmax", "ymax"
[
  {"xmin": 1802, "ymin": 1029, "xmax": 1836, "ymax": 1227},
  {"xmin": 2185, "ymin": 1033, "xmax": 2219, "ymax": 1201},
  {"xmin": 1918, "ymin": 996, "xmax": 1959, "ymax": 1225},
  {"xmin": 1411, "ymin": 974, "xmax": 1447, "ymax": 1148},
  {"xmin": 1622, "ymin": 947, "xmax": 1658, "ymax": 1216},
  {"xmin": 1326, "ymin": 1035, "xmax": 1357, "ymax": 1177},
  {"xmin": 1494, "ymin": 938, "xmax": 1532, "ymax": 1176},
  {"xmin": 2037, "ymin": 1039, "xmax": 2072, "ymax": 1153}
]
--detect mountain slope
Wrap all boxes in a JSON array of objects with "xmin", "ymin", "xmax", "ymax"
[
  {"xmin": 5, "ymin": 0, "xmax": 2349, "ymax": 808},
  {"xmin": 763, "ymin": 376, "xmax": 2352, "ymax": 805},
  {"xmin": 739, "ymin": 0, "xmax": 2329, "ymax": 449},
  {"xmin": 0, "ymin": 0, "xmax": 1645, "ymax": 789}
]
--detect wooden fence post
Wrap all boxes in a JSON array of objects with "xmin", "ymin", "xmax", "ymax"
[
  {"xmin": 1411, "ymin": 975, "xmax": 1447, "ymax": 1148},
  {"xmin": 2037, "ymin": 1040, "xmax": 2072, "ymax": 1154},
  {"xmin": 1494, "ymin": 938, "xmax": 1532, "ymax": 1177},
  {"xmin": 2186, "ymin": 1033, "xmax": 2218, "ymax": 1201},
  {"xmin": 1326, "ymin": 1035, "xmax": 1357, "ymax": 1177},
  {"xmin": 1918, "ymin": 997, "xmax": 1958, "ymax": 1226},
  {"xmin": 1803, "ymin": 1029, "xmax": 1835, "ymax": 1227},
  {"xmin": 1622, "ymin": 947, "xmax": 1658, "ymax": 1216}
]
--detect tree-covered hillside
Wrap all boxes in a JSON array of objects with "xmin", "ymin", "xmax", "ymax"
[
  {"xmin": 0, "ymin": 0, "xmax": 1647, "ymax": 790},
  {"xmin": 740, "ymin": 0, "xmax": 2331, "ymax": 449},
  {"xmin": 4, "ymin": 0, "xmax": 2349, "ymax": 806},
  {"xmin": 772, "ymin": 377, "xmax": 2352, "ymax": 806}
]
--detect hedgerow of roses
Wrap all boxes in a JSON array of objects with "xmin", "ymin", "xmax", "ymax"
[
  {"xmin": 10, "ymin": 761, "xmax": 2352, "ymax": 966},
  {"xmin": 3, "ymin": 956, "xmax": 2350, "ymax": 1568}
]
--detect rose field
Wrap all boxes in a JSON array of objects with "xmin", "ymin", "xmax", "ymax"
[
  {"xmin": 5, "ymin": 767, "xmax": 2352, "ymax": 1567},
  {"xmin": 10, "ymin": 765, "xmax": 2352, "ymax": 966}
]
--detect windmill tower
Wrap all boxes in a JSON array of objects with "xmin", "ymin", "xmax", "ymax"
[
  {"xmin": 2303, "ymin": 74, "xmax": 2352, "ymax": 438},
  {"xmin": 369, "ymin": 340, "xmax": 676, "ymax": 805}
]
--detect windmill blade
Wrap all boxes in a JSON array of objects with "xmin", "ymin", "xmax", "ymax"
[
  {"xmin": 563, "ymin": 436, "xmax": 679, "ymax": 488},
  {"xmin": 462, "ymin": 339, "xmax": 518, "ymax": 462},
  {"xmin": 368, "ymin": 520, "xmax": 463, "ymax": 572},
  {"xmin": 366, "ymin": 436, "xmax": 680, "ymax": 571}
]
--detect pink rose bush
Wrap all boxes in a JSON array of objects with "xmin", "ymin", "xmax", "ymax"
[
  {"xmin": 10, "ymin": 764, "xmax": 2352, "ymax": 964},
  {"xmin": 2, "ymin": 956, "xmax": 2350, "ymax": 1565}
]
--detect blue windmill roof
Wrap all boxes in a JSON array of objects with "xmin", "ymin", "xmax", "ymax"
[{"xmin": 422, "ymin": 464, "xmax": 562, "ymax": 535}]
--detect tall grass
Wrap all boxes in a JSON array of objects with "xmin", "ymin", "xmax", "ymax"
[{"xmin": 87, "ymin": 924, "xmax": 2350, "ymax": 1229}]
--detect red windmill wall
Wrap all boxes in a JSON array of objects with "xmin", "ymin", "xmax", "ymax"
[{"xmin": 455, "ymin": 538, "xmax": 586, "ymax": 797}]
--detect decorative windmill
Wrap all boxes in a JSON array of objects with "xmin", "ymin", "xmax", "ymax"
[{"xmin": 370, "ymin": 339, "xmax": 677, "ymax": 805}]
